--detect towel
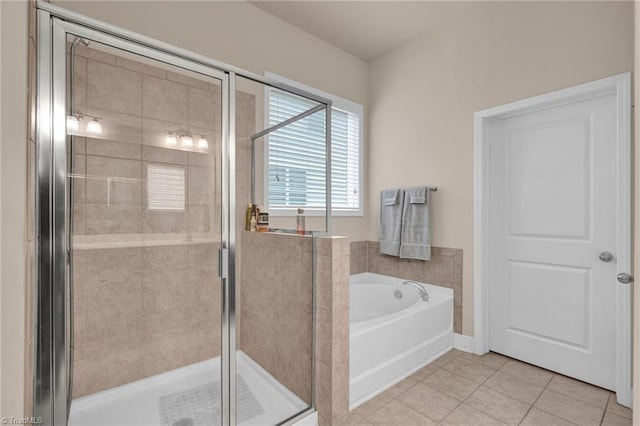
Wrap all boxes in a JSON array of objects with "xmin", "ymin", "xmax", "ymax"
[
  {"xmin": 379, "ymin": 188, "xmax": 404, "ymax": 256},
  {"xmin": 399, "ymin": 187, "xmax": 431, "ymax": 260}
]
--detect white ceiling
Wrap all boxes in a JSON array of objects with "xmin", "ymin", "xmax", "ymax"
[{"xmin": 249, "ymin": 1, "xmax": 477, "ymax": 61}]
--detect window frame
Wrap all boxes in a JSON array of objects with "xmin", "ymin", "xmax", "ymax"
[{"xmin": 263, "ymin": 71, "xmax": 364, "ymax": 217}]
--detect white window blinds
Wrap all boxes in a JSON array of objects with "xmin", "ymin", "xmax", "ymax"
[
  {"xmin": 267, "ymin": 88, "xmax": 361, "ymax": 213},
  {"xmin": 147, "ymin": 164, "xmax": 185, "ymax": 211}
]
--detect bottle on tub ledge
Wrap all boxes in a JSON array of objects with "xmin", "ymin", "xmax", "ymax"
[
  {"xmin": 245, "ymin": 203, "xmax": 252, "ymax": 231},
  {"xmin": 250, "ymin": 211, "xmax": 257, "ymax": 232},
  {"xmin": 296, "ymin": 208, "xmax": 305, "ymax": 235},
  {"xmin": 257, "ymin": 206, "xmax": 269, "ymax": 232}
]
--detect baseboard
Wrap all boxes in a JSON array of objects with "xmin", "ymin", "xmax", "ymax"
[{"xmin": 454, "ymin": 333, "xmax": 474, "ymax": 353}]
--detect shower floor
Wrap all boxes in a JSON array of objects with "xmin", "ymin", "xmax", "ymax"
[{"xmin": 69, "ymin": 351, "xmax": 308, "ymax": 426}]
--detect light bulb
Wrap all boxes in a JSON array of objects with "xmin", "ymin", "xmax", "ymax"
[
  {"xmin": 165, "ymin": 133, "xmax": 177, "ymax": 146},
  {"xmin": 197, "ymin": 136, "xmax": 209, "ymax": 149},
  {"xmin": 66, "ymin": 115, "xmax": 79, "ymax": 132},
  {"xmin": 86, "ymin": 119, "xmax": 102, "ymax": 135},
  {"xmin": 181, "ymin": 135, "xmax": 193, "ymax": 148}
]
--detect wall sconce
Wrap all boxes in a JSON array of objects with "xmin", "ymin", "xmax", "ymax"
[
  {"xmin": 66, "ymin": 114, "xmax": 103, "ymax": 136},
  {"xmin": 165, "ymin": 132, "xmax": 178, "ymax": 146},
  {"xmin": 86, "ymin": 118, "xmax": 102, "ymax": 135},
  {"xmin": 197, "ymin": 136, "xmax": 209, "ymax": 149},
  {"xmin": 66, "ymin": 115, "xmax": 79, "ymax": 132},
  {"xmin": 165, "ymin": 131, "xmax": 208, "ymax": 151},
  {"xmin": 180, "ymin": 135, "xmax": 193, "ymax": 148}
]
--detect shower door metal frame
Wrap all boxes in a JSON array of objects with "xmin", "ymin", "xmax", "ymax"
[{"xmin": 35, "ymin": 2, "xmax": 332, "ymax": 425}]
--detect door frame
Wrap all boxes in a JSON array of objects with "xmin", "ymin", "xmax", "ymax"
[{"xmin": 473, "ymin": 73, "xmax": 632, "ymax": 406}]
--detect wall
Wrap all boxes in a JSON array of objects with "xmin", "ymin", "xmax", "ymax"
[
  {"xmin": 0, "ymin": 0, "xmax": 28, "ymax": 418},
  {"xmin": 55, "ymin": 0, "xmax": 370, "ymax": 241},
  {"xmin": 367, "ymin": 1, "xmax": 634, "ymax": 336}
]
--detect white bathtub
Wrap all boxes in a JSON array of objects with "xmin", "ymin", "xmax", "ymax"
[{"xmin": 349, "ymin": 273, "xmax": 453, "ymax": 409}]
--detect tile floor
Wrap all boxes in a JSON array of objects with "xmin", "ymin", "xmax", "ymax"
[{"xmin": 337, "ymin": 349, "xmax": 632, "ymax": 426}]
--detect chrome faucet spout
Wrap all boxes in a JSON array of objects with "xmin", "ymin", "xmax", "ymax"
[{"xmin": 402, "ymin": 280, "xmax": 429, "ymax": 301}]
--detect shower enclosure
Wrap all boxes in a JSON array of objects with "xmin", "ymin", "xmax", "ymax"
[{"xmin": 35, "ymin": 3, "xmax": 331, "ymax": 425}]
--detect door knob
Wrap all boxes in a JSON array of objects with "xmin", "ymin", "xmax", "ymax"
[
  {"xmin": 599, "ymin": 252, "xmax": 614, "ymax": 262},
  {"xmin": 617, "ymin": 273, "xmax": 633, "ymax": 284}
]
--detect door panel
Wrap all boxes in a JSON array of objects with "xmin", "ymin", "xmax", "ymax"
[
  {"xmin": 489, "ymin": 92, "xmax": 618, "ymax": 390},
  {"xmin": 62, "ymin": 34, "xmax": 226, "ymax": 425}
]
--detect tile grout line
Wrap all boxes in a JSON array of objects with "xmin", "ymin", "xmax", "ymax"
[
  {"xmin": 516, "ymin": 372, "xmax": 559, "ymax": 425},
  {"xmin": 433, "ymin": 353, "xmax": 511, "ymax": 425}
]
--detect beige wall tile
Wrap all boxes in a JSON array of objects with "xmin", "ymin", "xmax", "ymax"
[
  {"xmin": 75, "ymin": 44, "xmax": 116, "ymax": 65},
  {"xmin": 188, "ymin": 165, "xmax": 215, "ymax": 206},
  {"xmin": 85, "ymin": 203, "xmax": 142, "ymax": 234},
  {"xmin": 86, "ymin": 107, "xmax": 142, "ymax": 144},
  {"xmin": 115, "ymin": 56, "xmax": 166, "ymax": 79},
  {"xmin": 86, "ymin": 139, "xmax": 142, "ymax": 160},
  {"xmin": 142, "ymin": 75, "xmax": 189, "ymax": 123},
  {"xmin": 366, "ymin": 241, "xmax": 398, "ymax": 277},
  {"xmin": 142, "ymin": 145, "xmax": 187, "ymax": 165},
  {"xmin": 72, "ymin": 55, "xmax": 87, "ymax": 111},
  {"xmin": 87, "ymin": 59, "xmax": 142, "ymax": 116},
  {"xmin": 72, "ymin": 203, "xmax": 86, "ymax": 235},
  {"xmin": 189, "ymin": 86, "xmax": 218, "ymax": 129},
  {"xmin": 349, "ymin": 241, "xmax": 368, "ymax": 274},
  {"xmin": 188, "ymin": 151, "xmax": 216, "ymax": 168},
  {"xmin": 71, "ymin": 154, "xmax": 87, "ymax": 204},
  {"xmin": 86, "ymin": 155, "xmax": 142, "ymax": 204},
  {"xmin": 142, "ymin": 210, "xmax": 186, "ymax": 234},
  {"xmin": 167, "ymin": 70, "xmax": 211, "ymax": 91}
]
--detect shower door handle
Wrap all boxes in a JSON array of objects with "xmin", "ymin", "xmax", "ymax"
[{"xmin": 218, "ymin": 247, "xmax": 228, "ymax": 279}]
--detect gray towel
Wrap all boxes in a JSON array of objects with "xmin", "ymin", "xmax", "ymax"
[
  {"xmin": 379, "ymin": 188, "xmax": 404, "ymax": 256},
  {"xmin": 399, "ymin": 187, "xmax": 431, "ymax": 260}
]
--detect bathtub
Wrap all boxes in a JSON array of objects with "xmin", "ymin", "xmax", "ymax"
[{"xmin": 349, "ymin": 273, "xmax": 453, "ymax": 409}]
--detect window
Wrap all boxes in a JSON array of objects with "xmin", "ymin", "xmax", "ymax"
[
  {"xmin": 147, "ymin": 164, "xmax": 185, "ymax": 211},
  {"xmin": 265, "ymin": 77, "xmax": 363, "ymax": 216}
]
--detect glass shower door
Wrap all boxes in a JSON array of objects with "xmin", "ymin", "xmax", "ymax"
[{"xmin": 60, "ymin": 29, "xmax": 227, "ymax": 426}]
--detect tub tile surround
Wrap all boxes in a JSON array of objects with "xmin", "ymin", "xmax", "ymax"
[
  {"xmin": 350, "ymin": 241, "xmax": 463, "ymax": 333},
  {"xmin": 337, "ymin": 349, "xmax": 632, "ymax": 426}
]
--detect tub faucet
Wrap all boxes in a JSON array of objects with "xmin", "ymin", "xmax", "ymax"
[{"xmin": 403, "ymin": 280, "xmax": 429, "ymax": 301}]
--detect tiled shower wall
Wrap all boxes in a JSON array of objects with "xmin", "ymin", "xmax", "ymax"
[
  {"xmin": 350, "ymin": 241, "xmax": 463, "ymax": 334},
  {"xmin": 240, "ymin": 232, "xmax": 350, "ymax": 424},
  {"xmin": 71, "ymin": 45, "xmax": 256, "ymax": 397}
]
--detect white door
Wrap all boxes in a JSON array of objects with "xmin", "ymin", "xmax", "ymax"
[{"xmin": 487, "ymin": 81, "xmax": 628, "ymax": 391}]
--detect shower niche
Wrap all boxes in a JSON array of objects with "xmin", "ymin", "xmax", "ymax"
[{"xmin": 36, "ymin": 8, "xmax": 331, "ymax": 426}]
